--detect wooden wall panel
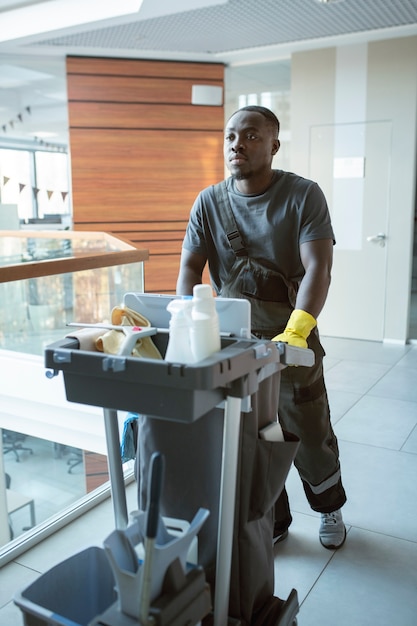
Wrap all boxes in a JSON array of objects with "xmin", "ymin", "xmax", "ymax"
[
  {"xmin": 75, "ymin": 221, "xmax": 189, "ymax": 234},
  {"xmin": 141, "ymin": 253, "xmax": 210, "ymax": 294},
  {"xmin": 70, "ymin": 129, "xmax": 222, "ymax": 220},
  {"xmin": 67, "ymin": 56, "xmax": 225, "ymax": 294},
  {"xmin": 68, "ymin": 75, "xmax": 224, "ymax": 104},
  {"xmin": 84, "ymin": 452, "xmax": 109, "ymax": 493},
  {"xmin": 69, "ymin": 102, "xmax": 223, "ymax": 130},
  {"xmin": 67, "ymin": 56, "xmax": 224, "ymax": 80}
]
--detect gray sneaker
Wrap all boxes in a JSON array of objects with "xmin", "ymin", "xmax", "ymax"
[{"xmin": 319, "ymin": 509, "xmax": 346, "ymax": 549}]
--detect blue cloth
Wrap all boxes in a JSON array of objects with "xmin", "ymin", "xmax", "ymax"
[{"xmin": 120, "ymin": 413, "xmax": 139, "ymax": 463}]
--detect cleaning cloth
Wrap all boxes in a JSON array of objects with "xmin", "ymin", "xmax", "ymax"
[
  {"xmin": 120, "ymin": 413, "xmax": 139, "ymax": 463},
  {"xmin": 95, "ymin": 305, "xmax": 162, "ymax": 359}
]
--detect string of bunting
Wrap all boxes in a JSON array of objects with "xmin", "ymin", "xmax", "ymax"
[
  {"xmin": 1, "ymin": 106, "xmax": 31, "ymax": 134},
  {"xmin": 1, "ymin": 105, "xmax": 66, "ymax": 152},
  {"xmin": 2, "ymin": 175, "xmax": 69, "ymax": 203}
]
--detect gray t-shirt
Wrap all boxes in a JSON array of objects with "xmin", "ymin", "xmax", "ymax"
[{"xmin": 183, "ymin": 169, "xmax": 335, "ymax": 294}]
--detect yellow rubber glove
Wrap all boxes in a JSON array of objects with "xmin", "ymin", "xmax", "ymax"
[{"xmin": 272, "ymin": 309, "xmax": 317, "ymax": 349}]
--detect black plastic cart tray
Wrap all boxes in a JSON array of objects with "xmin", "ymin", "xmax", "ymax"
[{"xmin": 44, "ymin": 336, "xmax": 304, "ymax": 422}]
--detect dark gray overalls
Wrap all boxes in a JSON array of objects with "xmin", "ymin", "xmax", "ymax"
[{"xmin": 213, "ymin": 181, "xmax": 347, "ymax": 530}]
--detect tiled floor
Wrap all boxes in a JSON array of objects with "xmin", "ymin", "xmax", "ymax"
[
  {"xmin": 1, "ymin": 336, "xmax": 417, "ymax": 625},
  {"xmin": 274, "ymin": 336, "xmax": 417, "ymax": 625}
]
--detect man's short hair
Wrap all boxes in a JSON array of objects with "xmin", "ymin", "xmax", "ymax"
[{"xmin": 230, "ymin": 105, "xmax": 280, "ymax": 138}]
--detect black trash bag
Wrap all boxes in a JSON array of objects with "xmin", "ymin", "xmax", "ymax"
[{"xmin": 137, "ymin": 372, "xmax": 299, "ymax": 625}]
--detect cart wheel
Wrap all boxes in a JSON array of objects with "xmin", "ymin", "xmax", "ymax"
[{"xmin": 276, "ymin": 588, "xmax": 299, "ymax": 626}]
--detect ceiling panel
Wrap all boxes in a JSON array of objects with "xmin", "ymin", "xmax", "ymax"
[{"xmin": 25, "ymin": 0, "xmax": 417, "ymax": 58}]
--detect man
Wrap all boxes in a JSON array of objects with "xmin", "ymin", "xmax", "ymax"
[{"xmin": 177, "ymin": 105, "xmax": 347, "ymax": 550}]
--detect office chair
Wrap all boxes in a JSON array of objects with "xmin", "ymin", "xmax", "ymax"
[
  {"xmin": 5, "ymin": 472, "xmax": 14, "ymax": 539},
  {"xmin": 2, "ymin": 429, "xmax": 33, "ymax": 462},
  {"xmin": 67, "ymin": 448, "xmax": 83, "ymax": 474}
]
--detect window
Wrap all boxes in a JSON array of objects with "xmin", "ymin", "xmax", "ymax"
[
  {"xmin": 35, "ymin": 151, "xmax": 70, "ymax": 217},
  {"xmin": 0, "ymin": 147, "xmax": 70, "ymax": 221},
  {"xmin": 0, "ymin": 149, "xmax": 33, "ymax": 220}
]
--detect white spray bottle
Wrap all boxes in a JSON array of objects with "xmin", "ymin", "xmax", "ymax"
[
  {"xmin": 164, "ymin": 298, "xmax": 195, "ymax": 364},
  {"xmin": 190, "ymin": 284, "xmax": 221, "ymax": 362}
]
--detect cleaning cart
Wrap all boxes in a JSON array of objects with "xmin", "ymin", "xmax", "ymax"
[{"xmin": 16, "ymin": 293, "xmax": 313, "ymax": 626}]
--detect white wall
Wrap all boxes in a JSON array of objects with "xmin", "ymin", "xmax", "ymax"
[
  {"xmin": 291, "ymin": 36, "xmax": 417, "ymax": 342},
  {"xmin": 367, "ymin": 36, "xmax": 417, "ymax": 340}
]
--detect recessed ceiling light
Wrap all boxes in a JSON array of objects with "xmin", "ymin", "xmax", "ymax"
[{"xmin": 0, "ymin": 0, "xmax": 144, "ymax": 43}]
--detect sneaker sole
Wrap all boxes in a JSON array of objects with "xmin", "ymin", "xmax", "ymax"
[
  {"xmin": 273, "ymin": 529, "xmax": 289, "ymax": 546},
  {"xmin": 319, "ymin": 525, "xmax": 347, "ymax": 550}
]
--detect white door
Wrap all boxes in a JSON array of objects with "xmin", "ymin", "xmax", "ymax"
[{"xmin": 309, "ymin": 121, "xmax": 391, "ymax": 341}]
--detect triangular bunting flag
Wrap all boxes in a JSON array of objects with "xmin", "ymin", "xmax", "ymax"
[
  {"xmin": 3, "ymin": 176, "xmax": 10, "ymax": 185},
  {"xmin": 19, "ymin": 183, "xmax": 26, "ymax": 193},
  {"xmin": 47, "ymin": 190, "xmax": 54, "ymax": 200},
  {"xmin": 33, "ymin": 187, "xmax": 40, "ymax": 198},
  {"xmin": 61, "ymin": 191, "xmax": 68, "ymax": 201}
]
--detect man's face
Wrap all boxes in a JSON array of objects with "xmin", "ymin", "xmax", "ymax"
[{"xmin": 223, "ymin": 110, "xmax": 279, "ymax": 180}]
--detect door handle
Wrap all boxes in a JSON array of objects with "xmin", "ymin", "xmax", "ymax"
[{"xmin": 366, "ymin": 233, "xmax": 386, "ymax": 248}]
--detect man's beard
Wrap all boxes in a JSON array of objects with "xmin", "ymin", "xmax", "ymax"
[{"xmin": 231, "ymin": 171, "xmax": 249, "ymax": 181}]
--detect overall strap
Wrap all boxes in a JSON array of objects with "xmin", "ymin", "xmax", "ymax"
[{"xmin": 213, "ymin": 181, "xmax": 247, "ymax": 257}]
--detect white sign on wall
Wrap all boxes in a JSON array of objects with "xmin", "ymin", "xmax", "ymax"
[{"xmin": 333, "ymin": 156, "xmax": 365, "ymax": 179}]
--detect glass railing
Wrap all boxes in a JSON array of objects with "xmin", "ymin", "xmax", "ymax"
[{"xmin": 0, "ymin": 230, "xmax": 148, "ymax": 565}]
